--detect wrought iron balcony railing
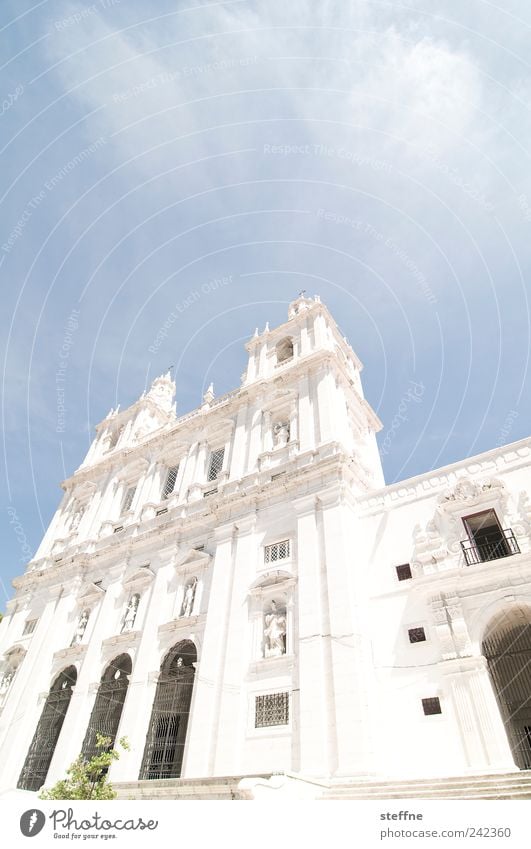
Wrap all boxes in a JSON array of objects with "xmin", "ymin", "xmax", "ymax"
[{"xmin": 461, "ymin": 529, "xmax": 520, "ymax": 566}]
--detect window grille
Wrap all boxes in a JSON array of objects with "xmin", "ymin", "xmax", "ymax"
[
  {"xmin": 81, "ymin": 655, "xmax": 131, "ymax": 762},
  {"xmin": 18, "ymin": 668, "xmax": 77, "ymax": 791},
  {"xmin": 207, "ymin": 448, "xmax": 225, "ymax": 481},
  {"xmin": 22, "ymin": 619, "xmax": 37, "ymax": 636},
  {"xmin": 408, "ymin": 627, "xmax": 426, "ymax": 644},
  {"xmin": 255, "ymin": 692, "xmax": 289, "ymax": 728},
  {"xmin": 422, "ymin": 697, "xmax": 442, "ymax": 716},
  {"xmin": 162, "ymin": 465, "xmax": 179, "ymax": 500},
  {"xmin": 264, "ymin": 539, "xmax": 290, "ymax": 564},
  {"xmin": 121, "ymin": 485, "xmax": 136, "ymax": 514},
  {"xmin": 396, "ymin": 563, "xmax": 412, "ymax": 581}
]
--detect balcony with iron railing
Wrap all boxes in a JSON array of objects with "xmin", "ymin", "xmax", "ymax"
[{"xmin": 461, "ymin": 529, "xmax": 520, "ymax": 566}]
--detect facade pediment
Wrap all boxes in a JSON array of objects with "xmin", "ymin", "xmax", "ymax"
[
  {"xmin": 175, "ymin": 548, "xmax": 211, "ymax": 572},
  {"xmin": 77, "ymin": 582, "xmax": 105, "ymax": 606}
]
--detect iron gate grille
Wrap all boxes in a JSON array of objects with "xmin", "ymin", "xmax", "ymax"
[
  {"xmin": 483, "ymin": 618, "xmax": 531, "ymax": 770},
  {"xmin": 81, "ymin": 660, "xmax": 130, "ymax": 762},
  {"xmin": 139, "ymin": 666, "xmax": 195, "ymax": 780},
  {"xmin": 18, "ymin": 668, "xmax": 76, "ymax": 791}
]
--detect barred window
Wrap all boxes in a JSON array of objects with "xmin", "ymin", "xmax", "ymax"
[
  {"xmin": 162, "ymin": 465, "xmax": 179, "ymax": 500},
  {"xmin": 255, "ymin": 692, "xmax": 289, "ymax": 728},
  {"xmin": 264, "ymin": 539, "xmax": 290, "ymax": 564},
  {"xmin": 207, "ymin": 448, "xmax": 225, "ymax": 481},
  {"xmin": 22, "ymin": 619, "xmax": 37, "ymax": 636},
  {"xmin": 422, "ymin": 697, "xmax": 442, "ymax": 716},
  {"xmin": 408, "ymin": 627, "xmax": 426, "ymax": 644},
  {"xmin": 396, "ymin": 563, "xmax": 412, "ymax": 581},
  {"xmin": 121, "ymin": 485, "xmax": 136, "ymax": 514}
]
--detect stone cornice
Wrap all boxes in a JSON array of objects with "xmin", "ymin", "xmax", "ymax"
[
  {"xmin": 358, "ymin": 439, "xmax": 531, "ymax": 514},
  {"xmin": 14, "ymin": 448, "xmax": 363, "ymax": 594},
  {"xmin": 62, "ymin": 346, "xmax": 379, "ymax": 489}
]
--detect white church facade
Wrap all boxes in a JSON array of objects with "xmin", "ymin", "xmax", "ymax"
[{"xmin": 1, "ymin": 294, "xmax": 531, "ymax": 796}]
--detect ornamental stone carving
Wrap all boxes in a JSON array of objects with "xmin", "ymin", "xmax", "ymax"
[{"xmin": 430, "ymin": 593, "xmax": 472, "ymax": 660}]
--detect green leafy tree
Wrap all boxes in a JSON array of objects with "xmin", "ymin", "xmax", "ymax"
[{"xmin": 39, "ymin": 734, "xmax": 130, "ymax": 800}]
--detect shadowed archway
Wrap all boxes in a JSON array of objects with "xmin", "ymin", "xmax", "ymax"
[
  {"xmin": 18, "ymin": 666, "xmax": 77, "ymax": 791},
  {"xmin": 139, "ymin": 640, "xmax": 197, "ymax": 780},
  {"xmin": 81, "ymin": 654, "xmax": 132, "ymax": 761},
  {"xmin": 483, "ymin": 606, "xmax": 531, "ymax": 770}
]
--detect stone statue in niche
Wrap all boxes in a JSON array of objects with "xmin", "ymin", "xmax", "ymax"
[
  {"xmin": 70, "ymin": 507, "xmax": 84, "ymax": 533},
  {"xmin": 273, "ymin": 421, "xmax": 290, "ymax": 447},
  {"xmin": 263, "ymin": 600, "xmax": 287, "ymax": 657},
  {"xmin": 71, "ymin": 610, "xmax": 89, "ymax": 646},
  {"xmin": 121, "ymin": 593, "xmax": 140, "ymax": 633},
  {"xmin": 180, "ymin": 577, "xmax": 198, "ymax": 618},
  {"xmin": 0, "ymin": 669, "xmax": 15, "ymax": 707}
]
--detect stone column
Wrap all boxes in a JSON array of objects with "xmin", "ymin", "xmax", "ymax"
[
  {"xmin": 45, "ymin": 583, "xmax": 122, "ymax": 786},
  {"xmin": 230, "ymin": 403, "xmax": 249, "ymax": 480},
  {"xmin": 0, "ymin": 588, "xmax": 71, "ymax": 790},
  {"xmin": 442, "ymin": 656, "xmax": 516, "ymax": 771},
  {"xmin": 315, "ymin": 363, "xmax": 337, "ymax": 446},
  {"xmin": 246, "ymin": 402, "xmax": 264, "ymax": 474},
  {"xmin": 210, "ymin": 517, "xmax": 257, "ymax": 775},
  {"xmin": 182, "ymin": 524, "xmax": 236, "ymax": 777},
  {"xmin": 297, "ymin": 374, "xmax": 314, "ymax": 453},
  {"xmin": 292, "ymin": 495, "xmax": 331, "ymax": 776},
  {"xmin": 110, "ymin": 565, "xmax": 169, "ymax": 781},
  {"xmin": 318, "ymin": 489, "xmax": 373, "ymax": 775}
]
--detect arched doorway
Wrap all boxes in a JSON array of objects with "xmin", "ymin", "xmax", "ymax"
[
  {"xmin": 18, "ymin": 666, "xmax": 77, "ymax": 791},
  {"xmin": 81, "ymin": 654, "xmax": 132, "ymax": 761},
  {"xmin": 139, "ymin": 640, "xmax": 197, "ymax": 780},
  {"xmin": 483, "ymin": 607, "xmax": 531, "ymax": 770}
]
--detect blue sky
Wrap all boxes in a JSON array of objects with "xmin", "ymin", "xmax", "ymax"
[{"xmin": 1, "ymin": 0, "xmax": 531, "ymax": 598}]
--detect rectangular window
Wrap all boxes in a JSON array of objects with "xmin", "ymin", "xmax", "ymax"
[
  {"xmin": 422, "ymin": 697, "xmax": 442, "ymax": 716},
  {"xmin": 162, "ymin": 465, "xmax": 179, "ymax": 500},
  {"xmin": 264, "ymin": 539, "xmax": 291, "ymax": 564},
  {"xmin": 207, "ymin": 447, "xmax": 225, "ymax": 481},
  {"xmin": 396, "ymin": 563, "xmax": 412, "ymax": 581},
  {"xmin": 22, "ymin": 619, "xmax": 37, "ymax": 636},
  {"xmin": 408, "ymin": 627, "xmax": 426, "ymax": 644},
  {"xmin": 255, "ymin": 692, "xmax": 289, "ymax": 728},
  {"xmin": 121, "ymin": 485, "xmax": 136, "ymax": 514},
  {"xmin": 462, "ymin": 509, "xmax": 517, "ymax": 564}
]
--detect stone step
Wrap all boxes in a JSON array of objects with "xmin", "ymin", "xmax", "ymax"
[
  {"xmin": 322, "ymin": 771, "xmax": 531, "ymax": 800},
  {"xmin": 325, "ymin": 773, "xmax": 531, "ymax": 791},
  {"xmin": 114, "ymin": 774, "xmax": 271, "ymax": 801}
]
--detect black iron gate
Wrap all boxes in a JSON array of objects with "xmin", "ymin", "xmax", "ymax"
[
  {"xmin": 139, "ymin": 641, "xmax": 196, "ymax": 780},
  {"xmin": 18, "ymin": 666, "xmax": 77, "ymax": 791},
  {"xmin": 483, "ymin": 614, "xmax": 531, "ymax": 770},
  {"xmin": 81, "ymin": 654, "xmax": 131, "ymax": 761}
]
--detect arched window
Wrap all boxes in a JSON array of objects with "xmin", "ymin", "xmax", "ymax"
[
  {"xmin": 81, "ymin": 654, "xmax": 132, "ymax": 762},
  {"xmin": 276, "ymin": 337, "xmax": 294, "ymax": 364},
  {"xmin": 139, "ymin": 640, "xmax": 197, "ymax": 780},
  {"xmin": 18, "ymin": 666, "xmax": 77, "ymax": 791}
]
